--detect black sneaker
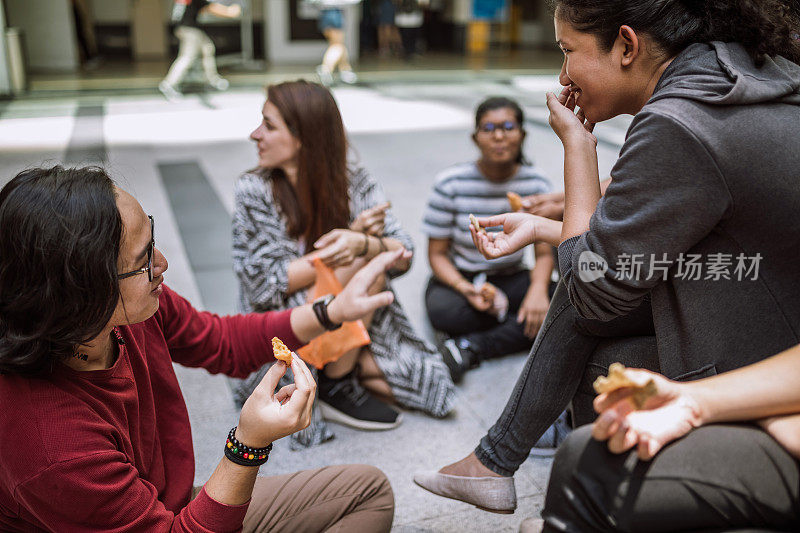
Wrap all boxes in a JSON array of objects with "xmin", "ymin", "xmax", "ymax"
[
  {"xmin": 437, "ymin": 337, "xmax": 479, "ymax": 384},
  {"xmin": 318, "ymin": 371, "xmax": 402, "ymax": 431}
]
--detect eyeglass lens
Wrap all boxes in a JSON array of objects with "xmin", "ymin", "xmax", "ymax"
[{"xmin": 479, "ymin": 121, "xmax": 518, "ymax": 133}]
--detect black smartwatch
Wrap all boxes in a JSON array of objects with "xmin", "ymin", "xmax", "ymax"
[{"xmin": 312, "ymin": 294, "xmax": 342, "ymax": 331}]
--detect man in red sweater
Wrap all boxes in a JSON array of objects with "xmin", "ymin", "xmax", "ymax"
[{"xmin": 0, "ymin": 166, "xmax": 401, "ymax": 531}]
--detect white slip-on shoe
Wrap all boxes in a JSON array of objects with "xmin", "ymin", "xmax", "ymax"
[{"xmin": 413, "ymin": 470, "xmax": 517, "ymax": 514}]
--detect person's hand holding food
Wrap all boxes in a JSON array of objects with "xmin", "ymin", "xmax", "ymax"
[
  {"xmin": 350, "ymin": 202, "xmax": 391, "ymax": 237},
  {"xmin": 469, "ymin": 212, "xmax": 561, "ymax": 259},
  {"xmin": 313, "ymin": 228, "xmax": 369, "ymax": 268},
  {"xmin": 592, "ymin": 365, "xmax": 701, "ymax": 460},
  {"xmin": 521, "ymin": 191, "xmax": 565, "ymax": 220},
  {"xmin": 236, "ymin": 345, "xmax": 316, "ymax": 448}
]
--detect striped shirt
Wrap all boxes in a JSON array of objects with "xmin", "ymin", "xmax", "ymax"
[{"xmin": 422, "ymin": 162, "xmax": 552, "ymax": 274}]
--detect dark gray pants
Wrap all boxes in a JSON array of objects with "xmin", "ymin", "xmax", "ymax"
[
  {"xmin": 475, "ymin": 281, "xmax": 656, "ymax": 476},
  {"xmin": 542, "ymin": 425, "xmax": 800, "ymax": 532}
]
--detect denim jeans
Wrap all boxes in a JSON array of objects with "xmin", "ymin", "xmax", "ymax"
[{"xmin": 475, "ymin": 280, "xmax": 655, "ymax": 476}]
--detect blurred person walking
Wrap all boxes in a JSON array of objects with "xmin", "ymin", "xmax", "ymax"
[
  {"xmin": 375, "ymin": 0, "xmax": 401, "ymax": 57},
  {"xmin": 313, "ymin": 0, "xmax": 362, "ymax": 85},
  {"xmin": 394, "ymin": 0, "xmax": 427, "ymax": 61},
  {"xmin": 159, "ymin": 0, "xmax": 241, "ymax": 100}
]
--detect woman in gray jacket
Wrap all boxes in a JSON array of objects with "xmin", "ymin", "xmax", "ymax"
[{"xmin": 415, "ymin": 0, "xmax": 800, "ymax": 521}]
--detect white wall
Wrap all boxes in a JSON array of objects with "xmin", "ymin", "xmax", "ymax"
[{"xmin": 5, "ymin": 0, "xmax": 79, "ymax": 71}]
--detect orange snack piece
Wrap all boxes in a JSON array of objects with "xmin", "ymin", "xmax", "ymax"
[
  {"xmin": 480, "ymin": 282, "xmax": 497, "ymax": 303},
  {"xmin": 507, "ymin": 192, "xmax": 523, "ymax": 212},
  {"xmin": 593, "ymin": 363, "xmax": 657, "ymax": 409},
  {"xmin": 271, "ymin": 337, "xmax": 293, "ymax": 364}
]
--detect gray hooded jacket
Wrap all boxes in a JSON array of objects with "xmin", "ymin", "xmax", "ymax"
[{"xmin": 559, "ymin": 41, "xmax": 800, "ymax": 380}]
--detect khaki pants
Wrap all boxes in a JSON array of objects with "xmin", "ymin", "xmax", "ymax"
[{"xmin": 196, "ymin": 464, "xmax": 394, "ymax": 532}]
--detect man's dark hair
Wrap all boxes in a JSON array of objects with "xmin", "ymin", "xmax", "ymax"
[
  {"xmin": 0, "ymin": 166, "xmax": 122, "ymax": 376},
  {"xmin": 474, "ymin": 96, "xmax": 530, "ymax": 165}
]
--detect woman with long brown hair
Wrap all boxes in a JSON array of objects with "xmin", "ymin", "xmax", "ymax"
[{"xmin": 232, "ymin": 80, "xmax": 455, "ymax": 447}]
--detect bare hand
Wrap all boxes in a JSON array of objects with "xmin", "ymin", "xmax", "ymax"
[
  {"xmin": 521, "ymin": 191, "xmax": 565, "ymax": 220},
  {"xmin": 517, "ymin": 289, "xmax": 549, "ymax": 338},
  {"xmin": 591, "ymin": 368, "xmax": 702, "ymax": 460},
  {"xmin": 456, "ymin": 281, "xmax": 492, "ymax": 312},
  {"xmin": 546, "ymin": 87, "xmax": 597, "ymax": 147},
  {"xmin": 469, "ymin": 212, "xmax": 539, "ymax": 259},
  {"xmin": 236, "ymin": 355, "xmax": 316, "ymax": 447},
  {"xmin": 327, "ymin": 248, "xmax": 410, "ymax": 323},
  {"xmin": 313, "ymin": 229, "xmax": 364, "ymax": 268},
  {"xmin": 350, "ymin": 202, "xmax": 390, "ymax": 237}
]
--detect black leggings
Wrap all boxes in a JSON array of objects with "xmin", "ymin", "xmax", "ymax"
[{"xmin": 542, "ymin": 424, "xmax": 800, "ymax": 532}]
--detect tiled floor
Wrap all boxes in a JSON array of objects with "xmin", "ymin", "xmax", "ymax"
[{"xmin": 0, "ymin": 76, "xmax": 628, "ymax": 531}]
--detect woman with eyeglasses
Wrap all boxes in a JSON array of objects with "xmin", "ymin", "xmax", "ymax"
[
  {"xmin": 0, "ymin": 165, "xmax": 400, "ymax": 532},
  {"xmin": 422, "ymin": 96, "xmax": 556, "ymax": 383}
]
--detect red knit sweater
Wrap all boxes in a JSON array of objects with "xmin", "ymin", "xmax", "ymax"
[{"xmin": 0, "ymin": 285, "xmax": 302, "ymax": 532}]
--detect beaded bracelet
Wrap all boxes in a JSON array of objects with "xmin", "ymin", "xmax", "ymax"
[{"xmin": 224, "ymin": 427, "xmax": 272, "ymax": 467}]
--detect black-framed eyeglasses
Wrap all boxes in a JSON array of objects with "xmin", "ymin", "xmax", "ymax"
[
  {"xmin": 477, "ymin": 120, "xmax": 520, "ymax": 134},
  {"xmin": 118, "ymin": 215, "xmax": 154, "ymax": 282}
]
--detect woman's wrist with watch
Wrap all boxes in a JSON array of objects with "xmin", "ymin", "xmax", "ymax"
[{"xmin": 315, "ymin": 294, "xmax": 343, "ymax": 330}]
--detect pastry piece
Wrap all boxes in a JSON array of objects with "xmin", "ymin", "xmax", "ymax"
[
  {"xmin": 480, "ymin": 282, "xmax": 497, "ymax": 302},
  {"xmin": 507, "ymin": 192, "xmax": 523, "ymax": 212},
  {"xmin": 593, "ymin": 362, "xmax": 658, "ymax": 409},
  {"xmin": 271, "ymin": 337, "xmax": 294, "ymax": 364},
  {"xmin": 469, "ymin": 213, "xmax": 486, "ymax": 234}
]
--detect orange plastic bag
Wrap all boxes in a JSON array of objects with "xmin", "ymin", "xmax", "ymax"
[{"xmin": 296, "ymin": 257, "xmax": 371, "ymax": 369}]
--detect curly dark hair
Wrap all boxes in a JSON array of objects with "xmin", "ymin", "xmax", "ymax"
[
  {"xmin": 0, "ymin": 166, "xmax": 122, "ymax": 376},
  {"xmin": 474, "ymin": 96, "xmax": 531, "ymax": 166},
  {"xmin": 551, "ymin": 0, "xmax": 800, "ymax": 67}
]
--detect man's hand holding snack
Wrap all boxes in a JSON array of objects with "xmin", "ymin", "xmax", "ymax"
[
  {"xmin": 592, "ymin": 364, "xmax": 703, "ymax": 460},
  {"xmin": 236, "ymin": 344, "xmax": 316, "ymax": 448},
  {"xmin": 350, "ymin": 202, "xmax": 391, "ymax": 237}
]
